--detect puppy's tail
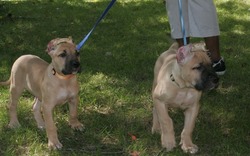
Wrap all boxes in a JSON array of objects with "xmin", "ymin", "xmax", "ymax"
[{"xmin": 0, "ymin": 79, "xmax": 10, "ymax": 86}]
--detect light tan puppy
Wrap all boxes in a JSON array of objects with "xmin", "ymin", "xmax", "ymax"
[
  {"xmin": 152, "ymin": 42, "xmax": 219, "ymax": 154},
  {"xmin": 0, "ymin": 37, "xmax": 83, "ymax": 149}
]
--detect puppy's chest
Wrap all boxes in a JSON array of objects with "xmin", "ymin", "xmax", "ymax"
[
  {"xmin": 169, "ymin": 90, "xmax": 199, "ymax": 108},
  {"xmin": 55, "ymin": 86, "xmax": 78, "ymax": 104}
]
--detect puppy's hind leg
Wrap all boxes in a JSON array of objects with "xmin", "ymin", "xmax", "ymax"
[
  {"xmin": 33, "ymin": 98, "xmax": 45, "ymax": 129},
  {"xmin": 8, "ymin": 84, "xmax": 24, "ymax": 128}
]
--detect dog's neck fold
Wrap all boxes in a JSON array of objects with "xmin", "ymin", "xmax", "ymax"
[
  {"xmin": 170, "ymin": 73, "xmax": 181, "ymax": 88},
  {"xmin": 170, "ymin": 59, "xmax": 194, "ymax": 89},
  {"xmin": 170, "ymin": 63, "xmax": 185, "ymax": 88},
  {"xmin": 170, "ymin": 67, "xmax": 193, "ymax": 89},
  {"xmin": 52, "ymin": 68, "xmax": 75, "ymax": 80}
]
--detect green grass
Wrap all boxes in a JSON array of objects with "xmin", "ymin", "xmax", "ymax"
[{"xmin": 0, "ymin": 0, "xmax": 250, "ymax": 155}]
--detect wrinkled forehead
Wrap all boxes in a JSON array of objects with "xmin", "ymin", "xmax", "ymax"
[
  {"xmin": 54, "ymin": 38, "xmax": 73, "ymax": 44},
  {"xmin": 193, "ymin": 51, "xmax": 212, "ymax": 65},
  {"xmin": 57, "ymin": 42, "xmax": 76, "ymax": 52}
]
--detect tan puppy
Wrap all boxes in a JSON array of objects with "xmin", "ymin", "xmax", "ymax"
[
  {"xmin": 0, "ymin": 37, "xmax": 83, "ymax": 149},
  {"xmin": 152, "ymin": 42, "xmax": 219, "ymax": 154}
]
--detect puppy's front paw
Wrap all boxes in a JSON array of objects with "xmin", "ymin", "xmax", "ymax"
[
  {"xmin": 38, "ymin": 125, "xmax": 45, "ymax": 130},
  {"xmin": 35, "ymin": 120, "xmax": 45, "ymax": 129},
  {"xmin": 69, "ymin": 120, "xmax": 84, "ymax": 131},
  {"xmin": 48, "ymin": 140, "xmax": 63, "ymax": 150},
  {"xmin": 161, "ymin": 134, "xmax": 176, "ymax": 151},
  {"xmin": 8, "ymin": 121, "xmax": 21, "ymax": 128},
  {"xmin": 36, "ymin": 122, "xmax": 45, "ymax": 130},
  {"xmin": 181, "ymin": 143, "xmax": 198, "ymax": 154}
]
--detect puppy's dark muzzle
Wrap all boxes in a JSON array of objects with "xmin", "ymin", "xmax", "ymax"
[
  {"xmin": 71, "ymin": 60, "xmax": 81, "ymax": 73},
  {"xmin": 62, "ymin": 60, "xmax": 81, "ymax": 75},
  {"xmin": 210, "ymin": 75, "xmax": 219, "ymax": 88},
  {"xmin": 72, "ymin": 61, "xmax": 80, "ymax": 68},
  {"xmin": 195, "ymin": 69, "xmax": 219, "ymax": 91},
  {"xmin": 203, "ymin": 72, "xmax": 219, "ymax": 91}
]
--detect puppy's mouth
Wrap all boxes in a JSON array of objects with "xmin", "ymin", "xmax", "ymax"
[
  {"xmin": 72, "ymin": 66, "xmax": 81, "ymax": 74},
  {"xmin": 62, "ymin": 66, "xmax": 81, "ymax": 75},
  {"xmin": 62, "ymin": 61, "xmax": 81, "ymax": 75},
  {"xmin": 194, "ymin": 75, "xmax": 219, "ymax": 91}
]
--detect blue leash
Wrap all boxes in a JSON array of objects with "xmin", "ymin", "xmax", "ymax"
[
  {"xmin": 178, "ymin": 0, "xmax": 187, "ymax": 45},
  {"xmin": 76, "ymin": 0, "xmax": 117, "ymax": 51}
]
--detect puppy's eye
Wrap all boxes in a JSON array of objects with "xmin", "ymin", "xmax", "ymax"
[
  {"xmin": 192, "ymin": 66, "xmax": 202, "ymax": 70},
  {"xmin": 59, "ymin": 50, "xmax": 67, "ymax": 58}
]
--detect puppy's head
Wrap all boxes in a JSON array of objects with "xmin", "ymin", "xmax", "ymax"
[
  {"xmin": 176, "ymin": 42, "xmax": 219, "ymax": 91},
  {"xmin": 46, "ymin": 37, "xmax": 81, "ymax": 75}
]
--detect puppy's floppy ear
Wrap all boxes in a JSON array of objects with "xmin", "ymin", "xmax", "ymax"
[
  {"xmin": 176, "ymin": 44, "xmax": 194, "ymax": 64},
  {"xmin": 191, "ymin": 42, "xmax": 207, "ymax": 52},
  {"xmin": 46, "ymin": 38, "xmax": 59, "ymax": 53},
  {"xmin": 68, "ymin": 36, "xmax": 74, "ymax": 43},
  {"xmin": 169, "ymin": 42, "xmax": 179, "ymax": 50}
]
